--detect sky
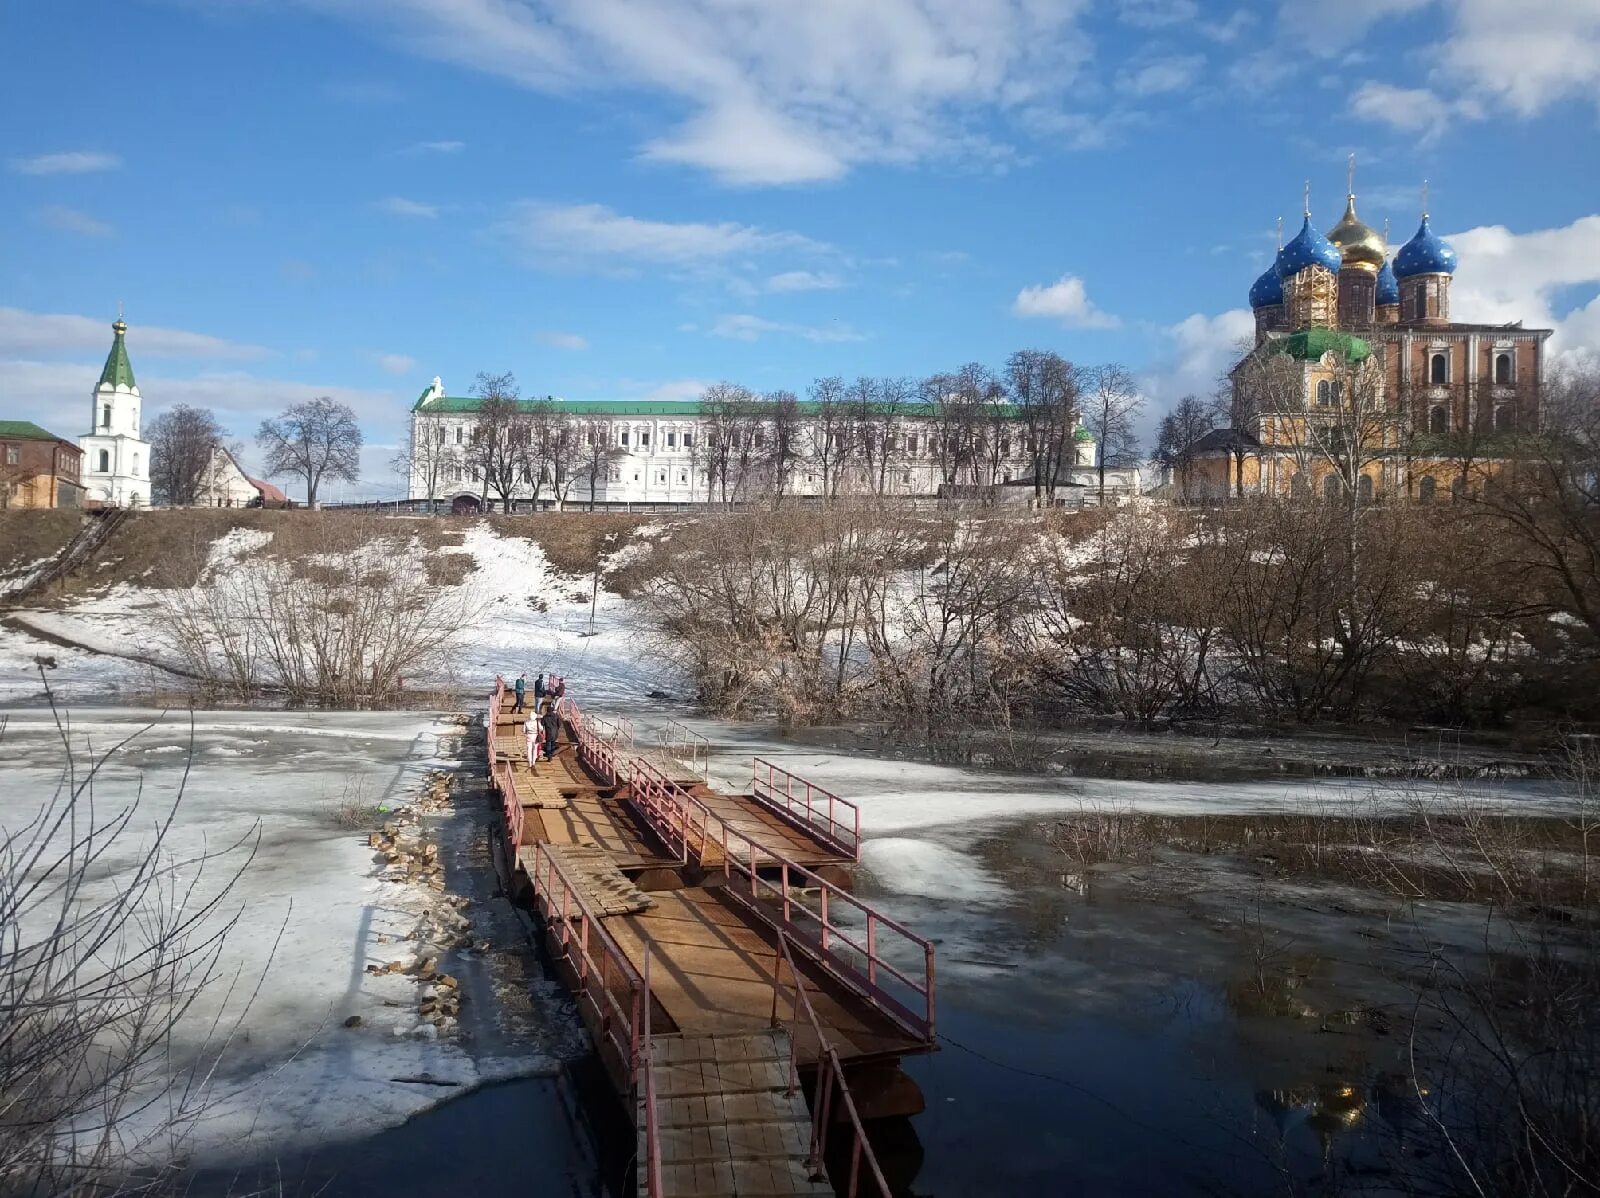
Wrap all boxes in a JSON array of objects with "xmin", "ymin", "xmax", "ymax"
[{"xmin": 3, "ymin": 0, "xmax": 1598, "ymax": 501}]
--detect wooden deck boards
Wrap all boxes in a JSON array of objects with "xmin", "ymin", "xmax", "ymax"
[
  {"xmin": 516, "ymin": 843, "xmax": 655, "ymax": 917},
  {"xmin": 685, "ymin": 788, "xmax": 852, "ymax": 870},
  {"xmin": 640, "ymin": 1030, "xmax": 831, "ymax": 1198},
  {"xmin": 607, "ymin": 888, "xmax": 918, "ymax": 1062}
]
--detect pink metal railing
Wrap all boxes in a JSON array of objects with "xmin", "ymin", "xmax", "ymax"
[
  {"xmin": 524, "ymin": 839, "xmax": 645, "ymax": 1080},
  {"xmin": 657, "ymin": 719, "xmax": 710, "ymax": 781},
  {"xmin": 576, "ymin": 716, "xmax": 620, "ymax": 786},
  {"xmin": 624, "ymin": 754, "xmax": 936, "ymax": 1045},
  {"xmin": 770, "ymin": 930, "xmax": 893, "ymax": 1198},
  {"xmin": 488, "ymin": 683, "xmax": 526, "ymax": 850},
  {"xmin": 638, "ymin": 945, "xmax": 665, "ymax": 1198},
  {"xmin": 750, "ymin": 758, "xmax": 862, "ymax": 861}
]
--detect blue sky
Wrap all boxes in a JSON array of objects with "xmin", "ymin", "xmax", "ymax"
[{"xmin": 4, "ymin": 0, "xmax": 1598, "ymax": 500}]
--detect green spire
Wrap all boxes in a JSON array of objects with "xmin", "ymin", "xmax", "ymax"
[{"xmin": 98, "ymin": 319, "xmax": 136, "ymax": 389}]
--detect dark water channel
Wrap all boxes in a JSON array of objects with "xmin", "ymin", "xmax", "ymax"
[{"xmin": 183, "ymin": 1072, "xmax": 618, "ymax": 1197}]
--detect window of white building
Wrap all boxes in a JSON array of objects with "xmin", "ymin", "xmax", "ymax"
[
  {"xmin": 667, "ymin": 431, "xmax": 676, "ymax": 448},
  {"xmin": 683, "ymin": 432, "xmax": 694, "ymax": 449},
  {"xmin": 621, "ymin": 430, "xmax": 629, "ymax": 447}
]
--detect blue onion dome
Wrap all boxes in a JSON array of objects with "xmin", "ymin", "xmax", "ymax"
[
  {"xmin": 1394, "ymin": 215, "xmax": 1457, "ymax": 278},
  {"xmin": 1249, "ymin": 256, "xmax": 1285, "ymax": 308},
  {"xmin": 1375, "ymin": 257, "xmax": 1400, "ymax": 306},
  {"xmin": 1277, "ymin": 215, "xmax": 1343, "ymax": 277}
]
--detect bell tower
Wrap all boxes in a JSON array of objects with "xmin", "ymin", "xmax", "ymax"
[{"xmin": 78, "ymin": 313, "xmax": 150, "ymax": 506}]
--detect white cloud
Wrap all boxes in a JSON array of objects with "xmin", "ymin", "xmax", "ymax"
[
  {"xmin": 0, "ymin": 307, "xmax": 268, "ymax": 361},
  {"xmin": 1441, "ymin": 0, "xmax": 1600, "ymax": 117},
  {"xmin": 535, "ymin": 330, "xmax": 589, "ymax": 350},
  {"xmin": 1276, "ymin": 0, "xmax": 1433, "ymax": 53},
  {"xmin": 378, "ymin": 196, "xmax": 440, "ymax": 218},
  {"xmin": 378, "ymin": 353, "xmax": 416, "ymax": 375},
  {"xmin": 400, "ymin": 140, "xmax": 464, "ymax": 154},
  {"xmin": 10, "ymin": 151, "xmax": 123, "ymax": 176},
  {"xmin": 1115, "ymin": 53, "xmax": 1204, "ymax": 96},
  {"xmin": 709, "ymin": 314, "xmax": 865, "ymax": 343},
  {"xmin": 1349, "ymin": 81, "xmax": 1464, "ymax": 140},
  {"xmin": 1117, "ymin": 0, "xmax": 1199, "ymax": 28},
  {"xmin": 1447, "ymin": 215, "xmax": 1600, "ymax": 368},
  {"xmin": 293, "ymin": 0, "xmax": 1094, "ymax": 186},
  {"xmin": 616, "ymin": 378, "xmax": 714, "ymax": 403},
  {"xmin": 765, "ymin": 270, "xmax": 843, "ymax": 293},
  {"xmin": 499, "ymin": 202, "xmax": 828, "ymax": 271},
  {"xmin": 35, "ymin": 206, "xmax": 112, "ymax": 238},
  {"xmin": 1012, "ymin": 275, "xmax": 1120, "ymax": 329}
]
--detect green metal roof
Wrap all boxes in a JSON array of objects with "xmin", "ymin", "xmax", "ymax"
[
  {"xmin": 0, "ymin": 420, "xmax": 71, "ymax": 442},
  {"xmin": 1073, "ymin": 426, "xmax": 1095, "ymax": 442},
  {"xmin": 412, "ymin": 392, "xmax": 1027, "ymax": 420},
  {"xmin": 1266, "ymin": 329, "xmax": 1373, "ymax": 364},
  {"xmin": 98, "ymin": 320, "xmax": 136, "ymax": 389}
]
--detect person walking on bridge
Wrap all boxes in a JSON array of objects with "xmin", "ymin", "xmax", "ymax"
[
  {"xmin": 533, "ymin": 673, "xmax": 546, "ymax": 704},
  {"xmin": 512, "ymin": 672, "xmax": 527, "ymax": 714},
  {"xmin": 541, "ymin": 700, "xmax": 561, "ymax": 762}
]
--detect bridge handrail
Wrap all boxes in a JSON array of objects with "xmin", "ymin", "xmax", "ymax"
[
  {"xmin": 525, "ymin": 839, "xmax": 645, "ymax": 1080},
  {"xmin": 576, "ymin": 717, "xmax": 620, "ymax": 785},
  {"xmin": 750, "ymin": 758, "xmax": 862, "ymax": 862},
  {"xmin": 588, "ymin": 712, "xmax": 635, "ymax": 751},
  {"xmin": 639, "ymin": 945, "xmax": 666, "ymax": 1198},
  {"xmin": 625, "ymin": 755, "xmax": 935, "ymax": 1045},
  {"xmin": 488, "ymin": 683, "xmax": 525, "ymax": 850},
  {"xmin": 770, "ymin": 930, "xmax": 892, "ymax": 1198},
  {"xmin": 657, "ymin": 719, "xmax": 710, "ymax": 781}
]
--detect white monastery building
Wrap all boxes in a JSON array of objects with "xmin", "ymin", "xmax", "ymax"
[
  {"xmin": 405, "ymin": 378, "xmax": 1134, "ymax": 510},
  {"xmin": 78, "ymin": 318, "xmax": 149, "ymax": 507}
]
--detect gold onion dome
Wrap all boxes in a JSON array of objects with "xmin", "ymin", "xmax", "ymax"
[{"xmin": 1327, "ymin": 195, "xmax": 1386, "ymax": 273}]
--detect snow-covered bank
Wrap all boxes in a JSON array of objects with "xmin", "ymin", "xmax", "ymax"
[
  {"xmin": 0, "ymin": 522, "xmax": 672, "ymax": 706},
  {"xmin": 0, "ymin": 707, "xmax": 582, "ymax": 1169}
]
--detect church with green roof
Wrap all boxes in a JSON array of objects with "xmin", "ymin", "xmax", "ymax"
[{"xmin": 78, "ymin": 317, "xmax": 150, "ymax": 507}]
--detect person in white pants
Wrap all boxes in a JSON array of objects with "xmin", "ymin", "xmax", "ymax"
[{"xmin": 525, "ymin": 718, "xmax": 542, "ymax": 771}]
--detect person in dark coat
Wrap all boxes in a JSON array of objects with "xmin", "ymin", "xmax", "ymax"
[
  {"xmin": 512, "ymin": 672, "xmax": 527, "ymax": 713},
  {"xmin": 541, "ymin": 701, "xmax": 560, "ymax": 761},
  {"xmin": 533, "ymin": 673, "xmax": 546, "ymax": 702}
]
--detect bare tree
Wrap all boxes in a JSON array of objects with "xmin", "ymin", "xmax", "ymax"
[
  {"xmin": 695, "ymin": 383, "xmax": 757, "ymax": 504},
  {"xmin": 535, "ymin": 407, "xmax": 580, "ymax": 510},
  {"xmin": 1006, "ymin": 349, "xmax": 1081, "ymax": 500},
  {"xmin": 577, "ymin": 416, "xmax": 624, "ymax": 511},
  {"xmin": 256, "ymin": 396, "xmax": 362, "ymax": 507},
  {"xmin": 850, "ymin": 377, "xmax": 908, "ymax": 497},
  {"xmin": 0, "ymin": 690, "xmax": 265, "ymax": 1194},
  {"xmin": 149, "ymin": 405, "xmax": 228, "ymax": 506},
  {"xmin": 463, "ymin": 372, "xmax": 528, "ymax": 511},
  {"xmin": 1082, "ymin": 363, "xmax": 1143, "ymax": 505},
  {"xmin": 401, "ymin": 417, "xmax": 452, "ymax": 512},
  {"xmin": 807, "ymin": 376, "xmax": 851, "ymax": 500},
  {"xmin": 1154, "ymin": 394, "xmax": 1215, "ymax": 501},
  {"xmin": 762, "ymin": 390, "xmax": 803, "ymax": 508}
]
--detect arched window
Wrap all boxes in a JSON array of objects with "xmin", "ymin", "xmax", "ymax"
[
  {"xmin": 1430, "ymin": 353, "xmax": 1448, "ymax": 385},
  {"xmin": 1451, "ymin": 477, "xmax": 1466, "ymax": 502},
  {"xmin": 1358, "ymin": 474, "xmax": 1374, "ymax": 503},
  {"xmin": 97, "ymin": 449, "xmax": 109, "ymax": 472},
  {"xmin": 1419, "ymin": 475, "xmax": 1436, "ymax": 502},
  {"xmin": 101, "ymin": 404, "xmax": 111, "ymax": 429},
  {"xmin": 1323, "ymin": 474, "xmax": 1341, "ymax": 501},
  {"xmin": 454, "ymin": 426, "xmax": 462, "ymax": 445},
  {"xmin": 1316, "ymin": 379, "xmax": 1332, "ymax": 406},
  {"xmin": 1495, "ymin": 353, "xmax": 1512, "ymax": 385},
  {"xmin": 1430, "ymin": 406, "xmax": 1448, "ymax": 435},
  {"xmin": 435, "ymin": 425, "xmax": 445, "ymax": 445},
  {"xmin": 132, "ymin": 453, "xmax": 140, "ymax": 476},
  {"xmin": 1290, "ymin": 472, "xmax": 1307, "ymax": 497},
  {"xmin": 1494, "ymin": 405, "xmax": 1514, "ymax": 433}
]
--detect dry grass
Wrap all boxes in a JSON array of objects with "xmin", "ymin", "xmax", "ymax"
[
  {"xmin": 0, "ymin": 510, "xmax": 88, "ymax": 578},
  {"xmin": 486, "ymin": 513, "xmax": 652, "ymax": 578}
]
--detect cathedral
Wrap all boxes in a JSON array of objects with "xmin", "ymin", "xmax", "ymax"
[{"xmin": 1189, "ymin": 166, "xmax": 1550, "ymax": 502}]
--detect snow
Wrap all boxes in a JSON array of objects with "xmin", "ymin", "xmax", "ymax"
[
  {"xmin": 0, "ymin": 522, "xmax": 671, "ymax": 705},
  {"xmin": 0, "ymin": 706, "xmax": 569, "ymax": 1169}
]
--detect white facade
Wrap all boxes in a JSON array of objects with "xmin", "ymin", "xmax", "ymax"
[
  {"xmin": 78, "ymin": 320, "xmax": 149, "ymax": 507},
  {"xmin": 194, "ymin": 447, "xmax": 264, "ymax": 507},
  {"xmin": 404, "ymin": 377, "xmax": 1117, "ymax": 509}
]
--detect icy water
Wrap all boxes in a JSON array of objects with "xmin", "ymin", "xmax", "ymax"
[{"xmin": 1, "ymin": 702, "xmax": 1569, "ymax": 1196}]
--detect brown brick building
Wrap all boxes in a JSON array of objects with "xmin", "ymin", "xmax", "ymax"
[
  {"xmin": 0, "ymin": 421, "xmax": 86, "ymax": 509},
  {"xmin": 1191, "ymin": 174, "xmax": 1550, "ymax": 501}
]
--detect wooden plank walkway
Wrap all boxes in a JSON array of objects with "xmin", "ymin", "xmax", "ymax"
[
  {"xmin": 606, "ymin": 888, "xmax": 912, "ymax": 1062},
  {"xmin": 517, "ymin": 843, "xmax": 656, "ymax": 917},
  {"xmin": 641, "ymin": 1030, "xmax": 830, "ymax": 1198}
]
